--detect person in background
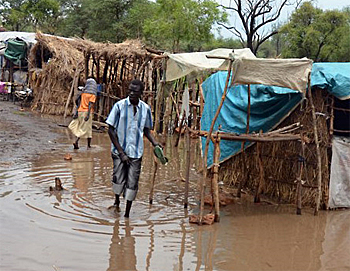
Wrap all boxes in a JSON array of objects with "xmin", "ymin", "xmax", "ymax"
[
  {"xmin": 106, "ymin": 79, "xmax": 160, "ymax": 218},
  {"xmin": 68, "ymin": 77, "xmax": 97, "ymax": 149}
]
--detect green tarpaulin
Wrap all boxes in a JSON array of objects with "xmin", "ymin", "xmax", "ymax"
[{"xmin": 4, "ymin": 38, "xmax": 28, "ymax": 66}]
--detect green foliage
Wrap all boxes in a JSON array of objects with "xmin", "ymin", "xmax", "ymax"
[
  {"xmin": 0, "ymin": 0, "xmax": 60, "ymax": 33},
  {"xmin": 57, "ymin": 0, "xmax": 134, "ymax": 42},
  {"xmin": 142, "ymin": 0, "xmax": 227, "ymax": 52},
  {"xmin": 113, "ymin": 0, "xmax": 156, "ymax": 41},
  {"xmin": 280, "ymin": 2, "xmax": 349, "ymax": 62}
]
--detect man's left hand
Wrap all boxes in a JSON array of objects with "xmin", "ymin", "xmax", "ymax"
[
  {"xmin": 84, "ymin": 115, "xmax": 89, "ymax": 121},
  {"xmin": 154, "ymin": 143, "xmax": 163, "ymax": 149}
]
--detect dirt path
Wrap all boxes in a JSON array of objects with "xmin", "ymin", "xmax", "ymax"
[{"xmin": 0, "ymin": 100, "xmax": 66, "ymax": 165}]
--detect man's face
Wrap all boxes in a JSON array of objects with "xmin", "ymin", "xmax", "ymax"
[{"xmin": 128, "ymin": 83, "xmax": 142, "ymax": 105}]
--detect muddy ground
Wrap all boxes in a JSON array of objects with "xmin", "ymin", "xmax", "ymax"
[{"xmin": 0, "ymin": 100, "xmax": 66, "ymax": 165}]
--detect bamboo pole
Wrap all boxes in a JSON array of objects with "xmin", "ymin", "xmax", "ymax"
[
  {"xmin": 199, "ymin": 59, "xmax": 234, "ymax": 225},
  {"xmin": 184, "ymin": 123, "xmax": 191, "ymax": 209},
  {"xmin": 212, "ymin": 134, "xmax": 221, "ymax": 222},
  {"xmin": 307, "ymin": 75, "xmax": 323, "ymax": 215},
  {"xmin": 149, "ymin": 155, "xmax": 158, "ymax": 204}
]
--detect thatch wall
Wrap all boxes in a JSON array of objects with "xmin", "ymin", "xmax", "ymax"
[
  {"xmin": 217, "ymin": 88, "xmax": 332, "ymax": 208},
  {"xmin": 28, "ymin": 33, "xmax": 163, "ymax": 116},
  {"xmin": 71, "ymin": 38, "xmax": 163, "ymax": 121}
]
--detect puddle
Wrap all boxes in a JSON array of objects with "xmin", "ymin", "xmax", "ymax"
[{"xmin": 0, "ymin": 131, "xmax": 349, "ymax": 270}]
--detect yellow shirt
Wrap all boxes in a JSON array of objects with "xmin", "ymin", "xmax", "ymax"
[{"xmin": 78, "ymin": 93, "xmax": 96, "ymax": 112}]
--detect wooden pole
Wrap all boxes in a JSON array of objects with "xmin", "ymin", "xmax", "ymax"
[
  {"xmin": 175, "ymin": 113, "xmax": 185, "ymax": 147},
  {"xmin": 212, "ymin": 135, "xmax": 221, "ymax": 222},
  {"xmin": 184, "ymin": 123, "xmax": 191, "ymax": 208},
  {"xmin": 149, "ymin": 155, "xmax": 158, "ymax": 204},
  {"xmin": 199, "ymin": 81, "xmax": 205, "ymax": 118},
  {"xmin": 330, "ymin": 96, "xmax": 334, "ymax": 137},
  {"xmin": 199, "ymin": 59, "xmax": 233, "ymax": 224},
  {"xmin": 307, "ymin": 75, "xmax": 323, "ymax": 215},
  {"xmin": 64, "ymin": 67, "xmax": 80, "ymax": 119},
  {"xmin": 84, "ymin": 53, "xmax": 90, "ymax": 80},
  {"xmin": 154, "ymin": 59, "xmax": 166, "ymax": 134},
  {"xmin": 194, "ymin": 130, "xmax": 301, "ymax": 142}
]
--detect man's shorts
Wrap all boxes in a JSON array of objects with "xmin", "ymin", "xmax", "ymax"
[{"xmin": 111, "ymin": 154, "xmax": 142, "ymax": 201}]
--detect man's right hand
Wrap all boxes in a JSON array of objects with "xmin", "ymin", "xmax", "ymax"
[
  {"xmin": 72, "ymin": 112, "xmax": 78, "ymax": 119},
  {"xmin": 119, "ymin": 152, "xmax": 130, "ymax": 165}
]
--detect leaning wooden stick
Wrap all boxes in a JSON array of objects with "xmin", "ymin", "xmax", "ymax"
[
  {"xmin": 149, "ymin": 155, "xmax": 158, "ymax": 204},
  {"xmin": 199, "ymin": 58, "xmax": 234, "ymax": 224},
  {"xmin": 212, "ymin": 134, "xmax": 221, "ymax": 222},
  {"xmin": 64, "ymin": 66, "xmax": 81, "ymax": 119}
]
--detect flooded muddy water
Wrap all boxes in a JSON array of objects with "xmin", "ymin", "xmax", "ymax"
[{"xmin": 1, "ymin": 128, "xmax": 350, "ymax": 271}]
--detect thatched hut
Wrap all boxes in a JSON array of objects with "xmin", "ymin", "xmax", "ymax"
[
  {"xmin": 28, "ymin": 33, "xmax": 84, "ymax": 115},
  {"xmin": 28, "ymin": 33, "xmax": 163, "ymax": 117},
  {"xmin": 197, "ymin": 61, "xmax": 349, "ymax": 221}
]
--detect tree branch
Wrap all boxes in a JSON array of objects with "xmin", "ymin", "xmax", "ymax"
[{"xmin": 217, "ymin": 22, "xmax": 245, "ymax": 44}]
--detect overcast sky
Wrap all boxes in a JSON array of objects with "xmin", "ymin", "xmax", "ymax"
[
  {"xmin": 313, "ymin": 0, "xmax": 350, "ymax": 10},
  {"xmin": 216, "ymin": 0, "xmax": 350, "ymax": 38}
]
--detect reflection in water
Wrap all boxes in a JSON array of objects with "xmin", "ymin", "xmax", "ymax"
[
  {"xmin": 1, "ymin": 129, "xmax": 350, "ymax": 271},
  {"xmin": 321, "ymin": 210, "xmax": 350, "ymax": 270},
  {"xmin": 108, "ymin": 219, "xmax": 137, "ymax": 271}
]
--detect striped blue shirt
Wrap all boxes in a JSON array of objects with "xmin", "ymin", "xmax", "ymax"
[{"xmin": 106, "ymin": 97, "xmax": 153, "ymax": 158}]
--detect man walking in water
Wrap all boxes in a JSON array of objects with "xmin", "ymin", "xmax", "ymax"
[{"xmin": 106, "ymin": 79, "xmax": 160, "ymax": 217}]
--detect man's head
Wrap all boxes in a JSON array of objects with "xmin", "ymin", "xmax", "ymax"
[{"xmin": 128, "ymin": 79, "xmax": 144, "ymax": 105}]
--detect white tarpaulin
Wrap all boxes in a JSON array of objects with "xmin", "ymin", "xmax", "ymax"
[
  {"xmin": 165, "ymin": 48, "xmax": 255, "ymax": 82},
  {"xmin": 0, "ymin": 31, "xmax": 37, "ymax": 44},
  {"xmin": 0, "ymin": 31, "xmax": 72, "ymax": 45},
  {"xmin": 328, "ymin": 136, "xmax": 350, "ymax": 209},
  {"xmin": 165, "ymin": 47, "xmax": 312, "ymax": 92},
  {"xmin": 231, "ymin": 58, "xmax": 313, "ymax": 92}
]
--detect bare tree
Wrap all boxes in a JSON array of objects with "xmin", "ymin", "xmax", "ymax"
[{"xmin": 217, "ymin": 0, "xmax": 302, "ymax": 55}]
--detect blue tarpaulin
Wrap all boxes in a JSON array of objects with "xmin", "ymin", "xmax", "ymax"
[
  {"xmin": 201, "ymin": 63, "xmax": 350, "ymax": 167},
  {"xmin": 311, "ymin": 63, "xmax": 350, "ymax": 100},
  {"xmin": 201, "ymin": 73, "xmax": 302, "ymax": 167}
]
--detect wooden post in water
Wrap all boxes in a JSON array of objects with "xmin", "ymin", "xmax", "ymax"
[
  {"xmin": 199, "ymin": 57, "xmax": 233, "ymax": 224},
  {"xmin": 212, "ymin": 134, "xmax": 221, "ymax": 222},
  {"xmin": 307, "ymin": 74, "xmax": 322, "ymax": 215}
]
